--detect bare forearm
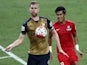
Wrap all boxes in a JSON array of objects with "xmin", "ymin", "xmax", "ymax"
[
  {"xmin": 53, "ymin": 33, "xmax": 62, "ymax": 50},
  {"xmin": 73, "ymin": 36, "xmax": 80, "ymax": 50},
  {"xmin": 5, "ymin": 33, "xmax": 25, "ymax": 51},
  {"xmin": 52, "ymin": 29, "xmax": 62, "ymax": 50},
  {"xmin": 50, "ymin": 29, "xmax": 68, "ymax": 57},
  {"xmin": 73, "ymin": 36, "xmax": 83, "ymax": 56},
  {"xmin": 74, "ymin": 36, "xmax": 78, "ymax": 45},
  {"xmin": 10, "ymin": 39, "xmax": 23, "ymax": 48}
]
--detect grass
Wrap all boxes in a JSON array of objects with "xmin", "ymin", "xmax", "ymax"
[{"xmin": 0, "ymin": 0, "xmax": 87, "ymax": 65}]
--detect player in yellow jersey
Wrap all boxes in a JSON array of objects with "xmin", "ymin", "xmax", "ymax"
[{"xmin": 5, "ymin": 1, "xmax": 68, "ymax": 65}]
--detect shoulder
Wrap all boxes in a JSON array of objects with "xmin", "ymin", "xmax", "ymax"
[
  {"xmin": 40, "ymin": 16, "xmax": 49, "ymax": 19},
  {"xmin": 40, "ymin": 16, "xmax": 51, "ymax": 21},
  {"xmin": 53, "ymin": 21, "xmax": 58, "ymax": 26},
  {"xmin": 66, "ymin": 20, "xmax": 75, "ymax": 25},
  {"xmin": 66, "ymin": 20, "xmax": 76, "ymax": 28},
  {"xmin": 22, "ymin": 18, "xmax": 31, "ymax": 26}
]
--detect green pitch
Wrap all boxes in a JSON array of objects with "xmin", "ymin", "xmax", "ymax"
[{"xmin": 0, "ymin": 0, "xmax": 87, "ymax": 65}]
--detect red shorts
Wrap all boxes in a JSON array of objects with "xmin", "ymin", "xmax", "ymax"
[{"xmin": 57, "ymin": 49, "xmax": 78, "ymax": 65}]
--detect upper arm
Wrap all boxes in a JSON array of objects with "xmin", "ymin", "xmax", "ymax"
[
  {"xmin": 49, "ymin": 30, "xmax": 53, "ymax": 38},
  {"xmin": 71, "ymin": 23, "xmax": 78, "ymax": 44},
  {"xmin": 20, "ymin": 22, "xmax": 27, "ymax": 41},
  {"xmin": 19, "ymin": 22, "xmax": 27, "ymax": 40},
  {"xmin": 21, "ymin": 18, "xmax": 31, "ymax": 35},
  {"xmin": 21, "ymin": 22, "xmax": 27, "ymax": 35},
  {"xmin": 52, "ymin": 28, "xmax": 56, "ymax": 34},
  {"xmin": 72, "ymin": 23, "xmax": 77, "ymax": 37},
  {"xmin": 48, "ymin": 30, "xmax": 53, "ymax": 46}
]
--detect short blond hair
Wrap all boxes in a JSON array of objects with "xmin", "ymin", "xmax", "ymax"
[{"xmin": 30, "ymin": 1, "xmax": 39, "ymax": 6}]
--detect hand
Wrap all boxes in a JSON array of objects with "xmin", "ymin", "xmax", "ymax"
[
  {"xmin": 5, "ymin": 45, "xmax": 13, "ymax": 52},
  {"xmin": 59, "ymin": 49, "xmax": 69, "ymax": 57},
  {"xmin": 49, "ymin": 52, "xmax": 52, "ymax": 60},
  {"xmin": 47, "ymin": 52, "xmax": 52, "ymax": 65},
  {"xmin": 76, "ymin": 50, "xmax": 83, "ymax": 57}
]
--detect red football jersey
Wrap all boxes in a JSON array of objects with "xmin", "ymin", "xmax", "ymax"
[{"xmin": 53, "ymin": 20, "xmax": 76, "ymax": 50}]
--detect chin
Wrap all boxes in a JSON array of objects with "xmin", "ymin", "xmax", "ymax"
[
  {"xmin": 59, "ymin": 21, "xmax": 63, "ymax": 23},
  {"xmin": 32, "ymin": 14, "xmax": 37, "ymax": 17}
]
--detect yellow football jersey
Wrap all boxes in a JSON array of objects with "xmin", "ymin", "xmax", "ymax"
[{"xmin": 21, "ymin": 17, "xmax": 53, "ymax": 55}]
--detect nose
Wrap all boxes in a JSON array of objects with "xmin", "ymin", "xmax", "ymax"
[{"xmin": 57, "ymin": 15, "xmax": 61, "ymax": 18}]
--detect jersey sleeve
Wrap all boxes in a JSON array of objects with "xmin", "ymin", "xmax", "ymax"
[
  {"xmin": 47, "ymin": 19, "xmax": 54, "ymax": 30},
  {"xmin": 21, "ymin": 22, "xmax": 27, "ymax": 35},
  {"xmin": 72, "ymin": 23, "xmax": 77, "ymax": 36}
]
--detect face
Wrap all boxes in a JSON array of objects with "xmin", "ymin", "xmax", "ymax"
[
  {"xmin": 56, "ymin": 11, "xmax": 65, "ymax": 23},
  {"xmin": 29, "ymin": 4, "xmax": 39, "ymax": 17}
]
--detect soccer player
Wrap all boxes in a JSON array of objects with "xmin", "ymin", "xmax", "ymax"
[
  {"xmin": 49, "ymin": 6, "xmax": 83, "ymax": 65},
  {"xmin": 5, "ymin": 2, "xmax": 68, "ymax": 65}
]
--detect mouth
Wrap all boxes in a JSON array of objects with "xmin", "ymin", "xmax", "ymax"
[{"xmin": 31, "ymin": 13, "xmax": 37, "ymax": 17}]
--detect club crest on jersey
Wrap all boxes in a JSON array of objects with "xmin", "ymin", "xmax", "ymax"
[{"xmin": 66, "ymin": 25, "xmax": 71, "ymax": 31}]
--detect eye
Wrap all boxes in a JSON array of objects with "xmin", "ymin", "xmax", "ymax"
[
  {"xmin": 35, "ymin": 8, "xmax": 37, "ymax": 9},
  {"xmin": 60, "ymin": 14, "xmax": 62, "ymax": 15},
  {"xmin": 31, "ymin": 7, "xmax": 34, "ymax": 9},
  {"xmin": 57, "ymin": 14, "xmax": 60, "ymax": 16},
  {"xmin": 57, "ymin": 13, "xmax": 62, "ymax": 16}
]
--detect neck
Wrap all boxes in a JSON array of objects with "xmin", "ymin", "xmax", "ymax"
[
  {"xmin": 58, "ymin": 19, "xmax": 66, "ymax": 24},
  {"xmin": 31, "ymin": 16, "xmax": 39, "ymax": 21}
]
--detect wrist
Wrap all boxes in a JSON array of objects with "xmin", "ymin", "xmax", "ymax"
[
  {"xmin": 49, "ymin": 46, "xmax": 52, "ymax": 52},
  {"xmin": 75, "ymin": 44, "xmax": 79, "ymax": 51}
]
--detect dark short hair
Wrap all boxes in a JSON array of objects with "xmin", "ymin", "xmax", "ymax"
[{"xmin": 55, "ymin": 6, "xmax": 66, "ymax": 14}]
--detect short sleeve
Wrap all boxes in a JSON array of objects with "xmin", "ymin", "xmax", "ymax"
[
  {"xmin": 47, "ymin": 19, "xmax": 54, "ymax": 30},
  {"xmin": 21, "ymin": 18, "xmax": 31, "ymax": 35},
  {"xmin": 21, "ymin": 22, "xmax": 27, "ymax": 35}
]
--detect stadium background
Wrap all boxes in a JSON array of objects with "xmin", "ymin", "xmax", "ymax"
[{"xmin": 0, "ymin": 0, "xmax": 87, "ymax": 65}]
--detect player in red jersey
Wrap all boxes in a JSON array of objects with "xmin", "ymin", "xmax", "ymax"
[{"xmin": 49, "ymin": 6, "xmax": 83, "ymax": 65}]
